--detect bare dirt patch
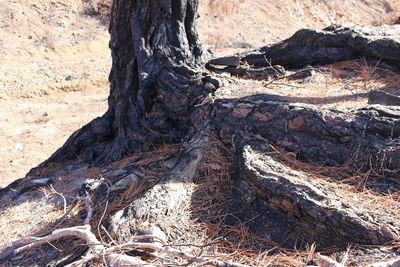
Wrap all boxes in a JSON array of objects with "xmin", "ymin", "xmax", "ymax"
[{"xmin": 0, "ymin": 0, "xmax": 110, "ymax": 186}]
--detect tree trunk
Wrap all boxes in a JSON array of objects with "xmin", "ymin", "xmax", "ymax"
[{"xmin": 31, "ymin": 0, "xmax": 213, "ymax": 168}]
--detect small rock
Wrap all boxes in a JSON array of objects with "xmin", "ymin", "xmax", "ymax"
[
  {"xmin": 111, "ymin": 174, "xmax": 139, "ymax": 191},
  {"xmin": 15, "ymin": 143, "xmax": 23, "ymax": 151},
  {"xmin": 135, "ymin": 224, "xmax": 167, "ymax": 244}
]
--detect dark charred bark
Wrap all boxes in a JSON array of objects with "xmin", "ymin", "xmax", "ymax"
[
  {"xmin": 369, "ymin": 89, "xmax": 400, "ymax": 106},
  {"xmin": 214, "ymin": 96, "xmax": 400, "ymax": 171},
  {"xmin": 213, "ymin": 24, "xmax": 400, "ymax": 70},
  {"xmin": 235, "ymin": 144, "xmax": 397, "ymax": 247},
  {"xmin": 211, "ymin": 98, "xmax": 400, "ymax": 248},
  {"xmin": 29, "ymin": 0, "xmax": 213, "ymax": 170}
]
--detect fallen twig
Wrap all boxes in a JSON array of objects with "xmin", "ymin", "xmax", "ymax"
[
  {"xmin": 7, "ymin": 195, "xmax": 248, "ymax": 267},
  {"xmin": 11, "ymin": 225, "xmax": 248, "ymax": 267}
]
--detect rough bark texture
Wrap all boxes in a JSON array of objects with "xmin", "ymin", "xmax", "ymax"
[
  {"xmin": 239, "ymin": 23, "xmax": 400, "ymax": 70},
  {"xmin": 212, "ymin": 100, "xmax": 400, "ymax": 247},
  {"xmin": 237, "ymin": 145, "xmax": 397, "ymax": 247},
  {"xmin": 1, "ymin": 4, "xmax": 400, "ymax": 266},
  {"xmin": 213, "ymin": 96, "xmax": 400, "ymax": 171},
  {"xmin": 30, "ymin": 0, "xmax": 214, "ymax": 169},
  {"xmin": 369, "ymin": 89, "xmax": 400, "ymax": 106}
]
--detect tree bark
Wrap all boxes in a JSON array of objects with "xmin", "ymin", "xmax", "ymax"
[
  {"xmin": 31, "ymin": 0, "xmax": 213, "ymax": 169},
  {"xmin": 214, "ymin": 96, "xmax": 400, "ymax": 171},
  {"xmin": 213, "ymin": 24, "xmax": 400, "ymax": 70}
]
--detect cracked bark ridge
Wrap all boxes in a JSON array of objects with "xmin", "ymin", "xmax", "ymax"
[
  {"xmin": 369, "ymin": 89, "xmax": 400, "ymax": 106},
  {"xmin": 240, "ymin": 23, "xmax": 400, "ymax": 69},
  {"xmin": 107, "ymin": 99, "xmax": 400, "ymax": 251},
  {"xmin": 213, "ymin": 96, "xmax": 400, "ymax": 171},
  {"xmin": 29, "ymin": 0, "xmax": 214, "ymax": 172},
  {"xmin": 238, "ymin": 144, "xmax": 398, "ymax": 247},
  {"xmin": 204, "ymin": 97, "xmax": 400, "ymax": 248}
]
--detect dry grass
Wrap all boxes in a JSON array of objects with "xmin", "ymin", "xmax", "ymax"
[
  {"xmin": 380, "ymin": 1, "xmax": 400, "ymax": 25},
  {"xmin": 3, "ymin": 139, "xmax": 399, "ymax": 265},
  {"xmin": 169, "ymin": 131, "xmax": 400, "ymax": 265},
  {"xmin": 188, "ymin": 138, "xmax": 319, "ymax": 266},
  {"xmin": 0, "ymin": 200, "xmax": 63, "ymax": 245},
  {"xmin": 0, "ymin": 143, "xmax": 183, "ymax": 265},
  {"xmin": 85, "ymin": 0, "xmax": 112, "ymax": 22},
  {"xmin": 265, "ymin": 143, "xmax": 400, "ymax": 228},
  {"xmin": 327, "ymin": 58, "xmax": 400, "ymax": 95},
  {"xmin": 204, "ymin": 0, "xmax": 245, "ymax": 16},
  {"xmin": 215, "ymin": 57, "xmax": 400, "ymax": 108}
]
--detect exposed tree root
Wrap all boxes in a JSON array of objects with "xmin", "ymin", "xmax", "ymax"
[
  {"xmin": 214, "ymin": 96, "xmax": 400, "ymax": 171},
  {"xmin": 2, "ymin": 22, "xmax": 400, "ymax": 266},
  {"xmin": 2, "ymin": 133, "xmax": 400, "ymax": 266},
  {"xmin": 208, "ymin": 24, "xmax": 400, "ymax": 82},
  {"xmin": 240, "ymin": 23, "xmax": 400, "ymax": 69}
]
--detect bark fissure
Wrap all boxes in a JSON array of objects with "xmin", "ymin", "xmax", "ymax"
[
  {"xmin": 29, "ymin": 0, "xmax": 210, "ymax": 167},
  {"xmin": 241, "ymin": 24, "xmax": 400, "ymax": 69}
]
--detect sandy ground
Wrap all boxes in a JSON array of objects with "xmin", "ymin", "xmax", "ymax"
[
  {"xmin": 0, "ymin": 0, "xmax": 111, "ymax": 185},
  {"xmin": 0, "ymin": 0, "xmax": 398, "ymax": 187}
]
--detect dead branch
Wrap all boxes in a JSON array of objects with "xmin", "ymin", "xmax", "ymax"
[
  {"xmin": 50, "ymin": 185, "xmax": 67, "ymax": 214},
  {"xmin": 14, "ymin": 226, "xmax": 102, "ymax": 254},
  {"xmin": 10, "ymin": 225, "xmax": 247, "ymax": 267},
  {"xmin": 10, "ymin": 226, "xmax": 399, "ymax": 267},
  {"xmin": 108, "ymin": 241, "xmax": 248, "ymax": 267},
  {"xmin": 80, "ymin": 195, "xmax": 93, "ymax": 225}
]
